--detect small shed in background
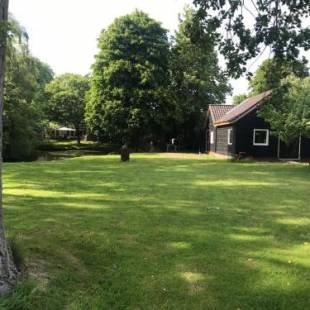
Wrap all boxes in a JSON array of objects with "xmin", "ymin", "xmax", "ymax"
[{"xmin": 53, "ymin": 127, "xmax": 76, "ymax": 139}]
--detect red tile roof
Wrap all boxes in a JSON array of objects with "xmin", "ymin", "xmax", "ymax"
[
  {"xmin": 214, "ymin": 90, "xmax": 272, "ymax": 126},
  {"xmin": 208, "ymin": 104, "xmax": 235, "ymax": 123}
]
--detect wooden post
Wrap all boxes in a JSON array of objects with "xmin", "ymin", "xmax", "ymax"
[{"xmin": 120, "ymin": 144, "xmax": 130, "ymax": 161}]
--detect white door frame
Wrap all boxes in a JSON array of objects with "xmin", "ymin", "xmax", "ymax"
[{"xmin": 277, "ymin": 134, "xmax": 302, "ymax": 161}]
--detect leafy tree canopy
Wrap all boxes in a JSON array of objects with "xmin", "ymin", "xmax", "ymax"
[
  {"xmin": 45, "ymin": 74, "xmax": 89, "ymax": 144},
  {"xmin": 233, "ymin": 93, "xmax": 247, "ymax": 105},
  {"xmin": 3, "ymin": 17, "xmax": 54, "ymax": 161},
  {"xmin": 250, "ymin": 58, "xmax": 309, "ymax": 95},
  {"xmin": 259, "ymin": 75, "xmax": 310, "ymax": 145},
  {"xmin": 193, "ymin": 0, "xmax": 310, "ymax": 78},
  {"xmin": 169, "ymin": 6, "xmax": 230, "ymax": 149},
  {"xmin": 86, "ymin": 11, "xmax": 171, "ymax": 147}
]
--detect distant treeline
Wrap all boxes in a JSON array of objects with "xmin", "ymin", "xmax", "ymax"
[{"xmin": 7, "ymin": 5, "xmax": 309, "ymax": 160}]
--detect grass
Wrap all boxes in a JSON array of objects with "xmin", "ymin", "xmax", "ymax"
[{"xmin": 0, "ymin": 153, "xmax": 309, "ymax": 309}]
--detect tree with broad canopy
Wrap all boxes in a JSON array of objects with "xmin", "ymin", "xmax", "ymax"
[
  {"xmin": 45, "ymin": 74, "xmax": 89, "ymax": 145},
  {"xmin": 86, "ymin": 11, "xmax": 172, "ymax": 148},
  {"xmin": 193, "ymin": 0, "xmax": 310, "ymax": 78}
]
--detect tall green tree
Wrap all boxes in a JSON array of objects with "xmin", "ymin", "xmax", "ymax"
[
  {"xmin": 250, "ymin": 58, "xmax": 309, "ymax": 95},
  {"xmin": 3, "ymin": 17, "xmax": 54, "ymax": 161},
  {"xmin": 243, "ymin": 58, "xmax": 310, "ymax": 147},
  {"xmin": 193, "ymin": 0, "xmax": 310, "ymax": 78},
  {"xmin": 169, "ymin": 7, "xmax": 230, "ymax": 149},
  {"xmin": 86, "ymin": 11, "xmax": 171, "ymax": 147},
  {"xmin": 233, "ymin": 93, "xmax": 247, "ymax": 105},
  {"xmin": 0, "ymin": 0, "xmax": 18, "ymax": 295},
  {"xmin": 45, "ymin": 74, "xmax": 89, "ymax": 144},
  {"xmin": 258, "ymin": 75, "xmax": 310, "ymax": 145}
]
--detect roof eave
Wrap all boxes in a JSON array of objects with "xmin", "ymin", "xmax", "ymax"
[
  {"xmin": 214, "ymin": 99, "xmax": 267, "ymax": 127},
  {"xmin": 214, "ymin": 121, "xmax": 233, "ymax": 127}
]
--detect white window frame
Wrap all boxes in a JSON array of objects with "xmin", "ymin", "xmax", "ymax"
[
  {"xmin": 253, "ymin": 129, "xmax": 269, "ymax": 146},
  {"xmin": 227, "ymin": 129, "xmax": 233, "ymax": 145},
  {"xmin": 210, "ymin": 131, "xmax": 214, "ymax": 144}
]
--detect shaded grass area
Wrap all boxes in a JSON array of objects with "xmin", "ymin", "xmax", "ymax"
[
  {"xmin": 0, "ymin": 153, "xmax": 309, "ymax": 309},
  {"xmin": 36, "ymin": 140, "xmax": 120, "ymax": 162},
  {"xmin": 39, "ymin": 140, "xmax": 119, "ymax": 152}
]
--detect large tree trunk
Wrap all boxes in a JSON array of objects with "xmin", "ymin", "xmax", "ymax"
[{"xmin": 0, "ymin": 0, "xmax": 18, "ymax": 295}]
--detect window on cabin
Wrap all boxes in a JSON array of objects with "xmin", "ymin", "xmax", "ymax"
[
  {"xmin": 228, "ymin": 129, "xmax": 233, "ymax": 145},
  {"xmin": 210, "ymin": 131, "xmax": 214, "ymax": 144},
  {"xmin": 253, "ymin": 129, "xmax": 269, "ymax": 146}
]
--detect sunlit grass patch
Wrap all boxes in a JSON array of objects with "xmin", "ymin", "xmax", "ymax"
[{"xmin": 0, "ymin": 153, "xmax": 309, "ymax": 309}]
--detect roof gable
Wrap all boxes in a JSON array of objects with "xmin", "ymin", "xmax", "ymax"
[
  {"xmin": 214, "ymin": 90, "xmax": 272, "ymax": 126},
  {"xmin": 208, "ymin": 104, "xmax": 235, "ymax": 123}
]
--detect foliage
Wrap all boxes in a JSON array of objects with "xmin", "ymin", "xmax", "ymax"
[
  {"xmin": 233, "ymin": 93, "xmax": 247, "ymax": 105},
  {"xmin": 259, "ymin": 75, "xmax": 310, "ymax": 145},
  {"xmin": 250, "ymin": 58, "xmax": 309, "ymax": 95},
  {"xmin": 3, "ymin": 18, "xmax": 54, "ymax": 161},
  {"xmin": 86, "ymin": 11, "xmax": 171, "ymax": 147},
  {"xmin": 169, "ymin": 7, "xmax": 231, "ymax": 149},
  {"xmin": 251, "ymin": 59, "xmax": 310, "ymax": 146},
  {"xmin": 193, "ymin": 0, "xmax": 310, "ymax": 78},
  {"xmin": 45, "ymin": 74, "xmax": 89, "ymax": 144},
  {"xmin": 0, "ymin": 0, "xmax": 19, "ymax": 295},
  {"xmin": 1, "ymin": 154, "xmax": 310, "ymax": 308}
]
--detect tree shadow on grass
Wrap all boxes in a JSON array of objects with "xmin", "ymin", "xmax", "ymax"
[{"xmin": 2, "ymin": 156, "xmax": 310, "ymax": 309}]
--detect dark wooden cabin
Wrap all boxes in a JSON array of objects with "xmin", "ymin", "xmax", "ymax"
[{"xmin": 206, "ymin": 91, "xmax": 310, "ymax": 160}]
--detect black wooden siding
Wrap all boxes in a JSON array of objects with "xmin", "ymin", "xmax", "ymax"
[
  {"xmin": 210, "ymin": 124, "xmax": 216, "ymax": 153},
  {"xmin": 301, "ymin": 137, "xmax": 310, "ymax": 158},
  {"xmin": 215, "ymin": 126, "xmax": 234, "ymax": 155},
  {"xmin": 206, "ymin": 117, "xmax": 216, "ymax": 152},
  {"xmin": 207, "ymin": 107, "xmax": 310, "ymax": 158},
  {"xmin": 234, "ymin": 109, "xmax": 278, "ymax": 157},
  {"xmin": 206, "ymin": 117, "xmax": 234, "ymax": 155}
]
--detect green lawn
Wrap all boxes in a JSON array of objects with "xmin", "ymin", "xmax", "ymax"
[{"xmin": 1, "ymin": 154, "xmax": 309, "ymax": 309}]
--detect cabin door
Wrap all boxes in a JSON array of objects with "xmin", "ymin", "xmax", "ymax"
[{"xmin": 277, "ymin": 135, "xmax": 301, "ymax": 160}]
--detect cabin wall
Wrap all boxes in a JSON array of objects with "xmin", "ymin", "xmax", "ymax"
[
  {"xmin": 301, "ymin": 137, "xmax": 310, "ymax": 158},
  {"xmin": 206, "ymin": 117, "xmax": 216, "ymax": 153},
  {"xmin": 207, "ymin": 116, "xmax": 234, "ymax": 155},
  {"xmin": 208, "ymin": 106, "xmax": 310, "ymax": 159},
  {"xmin": 234, "ymin": 109, "xmax": 278, "ymax": 157},
  {"xmin": 215, "ymin": 126, "xmax": 235, "ymax": 156}
]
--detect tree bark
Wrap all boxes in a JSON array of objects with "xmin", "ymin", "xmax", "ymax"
[{"xmin": 0, "ymin": 0, "xmax": 18, "ymax": 295}]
